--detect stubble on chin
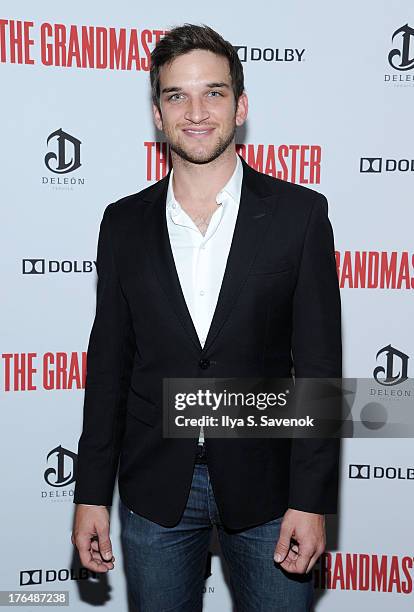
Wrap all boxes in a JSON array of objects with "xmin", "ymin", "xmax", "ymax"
[{"xmin": 166, "ymin": 125, "xmax": 237, "ymax": 165}]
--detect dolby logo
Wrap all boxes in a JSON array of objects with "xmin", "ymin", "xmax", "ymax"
[
  {"xmin": 233, "ymin": 45, "xmax": 305, "ymax": 63},
  {"xmin": 20, "ymin": 567, "xmax": 93, "ymax": 586},
  {"xmin": 360, "ymin": 157, "xmax": 414, "ymax": 173},
  {"xmin": 349, "ymin": 464, "xmax": 414, "ymax": 480},
  {"xmin": 22, "ymin": 259, "xmax": 96, "ymax": 274},
  {"xmin": 349, "ymin": 464, "xmax": 371, "ymax": 479}
]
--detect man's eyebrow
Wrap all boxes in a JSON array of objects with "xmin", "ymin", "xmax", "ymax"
[
  {"xmin": 205, "ymin": 82, "xmax": 230, "ymax": 89},
  {"xmin": 161, "ymin": 82, "xmax": 230, "ymax": 95},
  {"xmin": 161, "ymin": 86, "xmax": 183, "ymax": 94}
]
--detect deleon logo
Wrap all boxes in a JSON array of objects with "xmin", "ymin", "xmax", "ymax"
[
  {"xmin": 44, "ymin": 128, "xmax": 81, "ymax": 174},
  {"xmin": 388, "ymin": 24, "xmax": 414, "ymax": 71},
  {"xmin": 373, "ymin": 344, "xmax": 409, "ymax": 386},
  {"xmin": 44, "ymin": 445, "xmax": 77, "ymax": 487}
]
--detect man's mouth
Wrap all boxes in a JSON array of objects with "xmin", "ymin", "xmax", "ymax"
[{"xmin": 182, "ymin": 128, "xmax": 214, "ymax": 137}]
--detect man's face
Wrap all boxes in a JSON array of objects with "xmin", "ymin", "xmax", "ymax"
[{"xmin": 153, "ymin": 49, "xmax": 248, "ymax": 165}]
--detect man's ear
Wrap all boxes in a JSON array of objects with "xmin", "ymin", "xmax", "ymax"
[
  {"xmin": 235, "ymin": 92, "xmax": 248, "ymax": 127},
  {"xmin": 152, "ymin": 103, "xmax": 163, "ymax": 131}
]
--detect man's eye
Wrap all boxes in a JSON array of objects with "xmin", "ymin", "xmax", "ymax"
[
  {"xmin": 208, "ymin": 91, "xmax": 222, "ymax": 97},
  {"xmin": 168, "ymin": 93, "xmax": 183, "ymax": 101}
]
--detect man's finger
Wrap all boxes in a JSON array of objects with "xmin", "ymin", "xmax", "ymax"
[
  {"xmin": 280, "ymin": 544, "xmax": 315, "ymax": 574},
  {"xmin": 304, "ymin": 554, "xmax": 318, "ymax": 574},
  {"xmin": 91, "ymin": 550, "xmax": 114, "ymax": 567},
  {"xmin": 279, "ymin": 547, "xmax": 300, "ymax": 571},
  {"xmin": 76, "ymin": 534, "xmax": 110, "ymax": 573},
  {"xmin": 96, "ymin": 525, "xmax": 113, "ymax": 562},
  {"xmin": 274, "ymin": 522, "xmax": 294, "ymax": 563},
  {"xmin": 91, "ymin": 539, "xmax": 116, "ymax": 561},
  {"xmin": 90, "ymin": 539, "xmax": 100, "ymax": 552},
  {"xmin": 304, "ymin": 544, "xmax": 325, "ymax": 574},
  {"xmin": 91, "ymin": 540, "xmax": 115, "ymax": 561}
]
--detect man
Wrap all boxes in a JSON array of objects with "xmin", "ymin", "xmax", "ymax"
[{"xmin": 72, "ymin": 24, "xmax": 342, "ymax": 611}]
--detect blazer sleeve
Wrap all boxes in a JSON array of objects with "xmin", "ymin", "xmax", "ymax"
[
  {"xmin": 288, "ymin": 193, "xmax": 342, "ymax": 514},
  {"xmin": 73, "ymin": 204, "xmax": 135, "ymax": 506}
]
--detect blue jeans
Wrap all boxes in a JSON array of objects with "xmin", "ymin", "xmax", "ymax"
[{"xmin": 119, "ymin": 463, "xmax": 313, "ymax": 611}]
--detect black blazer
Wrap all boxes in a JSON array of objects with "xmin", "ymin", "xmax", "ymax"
[{"xmin": 74, "ymin": 155, "xmax": 342, "ymax": 529}]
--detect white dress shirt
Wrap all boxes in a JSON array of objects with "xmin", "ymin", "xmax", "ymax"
[{"xmin": 166, "ymin": 154, "xmax": 243, "ymax": 444}]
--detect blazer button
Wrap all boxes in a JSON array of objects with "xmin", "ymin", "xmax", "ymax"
[{"xmin": 198, "ymin": 358, "xmax": 211, "ymax": 369}]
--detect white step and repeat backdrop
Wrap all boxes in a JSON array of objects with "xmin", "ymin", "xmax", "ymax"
[{"xmin": 1, "ymin": 0, "xmax": 413, "ymax": 609}]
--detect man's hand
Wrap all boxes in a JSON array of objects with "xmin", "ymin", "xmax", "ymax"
[
  {"xmin": 274, "ymin": 508, "xmax": 325, "ymax": 574},
  {"xmin": 71, "ymin": 505, "xmax": 115, "ymax": 573}
]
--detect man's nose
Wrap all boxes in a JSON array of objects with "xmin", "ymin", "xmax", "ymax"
[{"xmin": 184, "ymin": 98, "xmax": 210, "ymax": 123}]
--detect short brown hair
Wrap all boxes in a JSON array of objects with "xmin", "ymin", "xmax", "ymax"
[{"xmin": 150, "ymin": 24, "xmax": 244, "ymax": 110}]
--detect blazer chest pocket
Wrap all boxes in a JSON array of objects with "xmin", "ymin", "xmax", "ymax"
[
  {"xmin": 248, "ymin": 258, "xmax": 293, "ymax": 276},
  {"xmin": 126, "ymin": 389, "xmax": 158, "ymax": 427}
]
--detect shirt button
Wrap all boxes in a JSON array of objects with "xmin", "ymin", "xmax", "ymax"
[
  {"xmin": 199, "ymin": 290, "xmax": 205, "ymax": 296},
  {"xmin": 198, "ymin": 358, "xmax": 210, "ymax": 369},
  {"xmin": 200, "ymin": 244, "xmax": 206, "ymax": 250}
]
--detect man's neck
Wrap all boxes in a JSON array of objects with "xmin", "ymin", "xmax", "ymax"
[{"xmin": 171, "ymin": 146, "xmax": 238, "ymax": 206}]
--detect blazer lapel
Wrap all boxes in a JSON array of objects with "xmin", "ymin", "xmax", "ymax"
[
  {"xmin": 144, "ymin": 171, "xmax": 203, "ymax": 353},
  {"xmin": 202, "ymin": 159, "xmax": 277, "ymax": 353},
  {"xmin": 142, "ymin": 156, "xmax": 279, "ymax": 354}
]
